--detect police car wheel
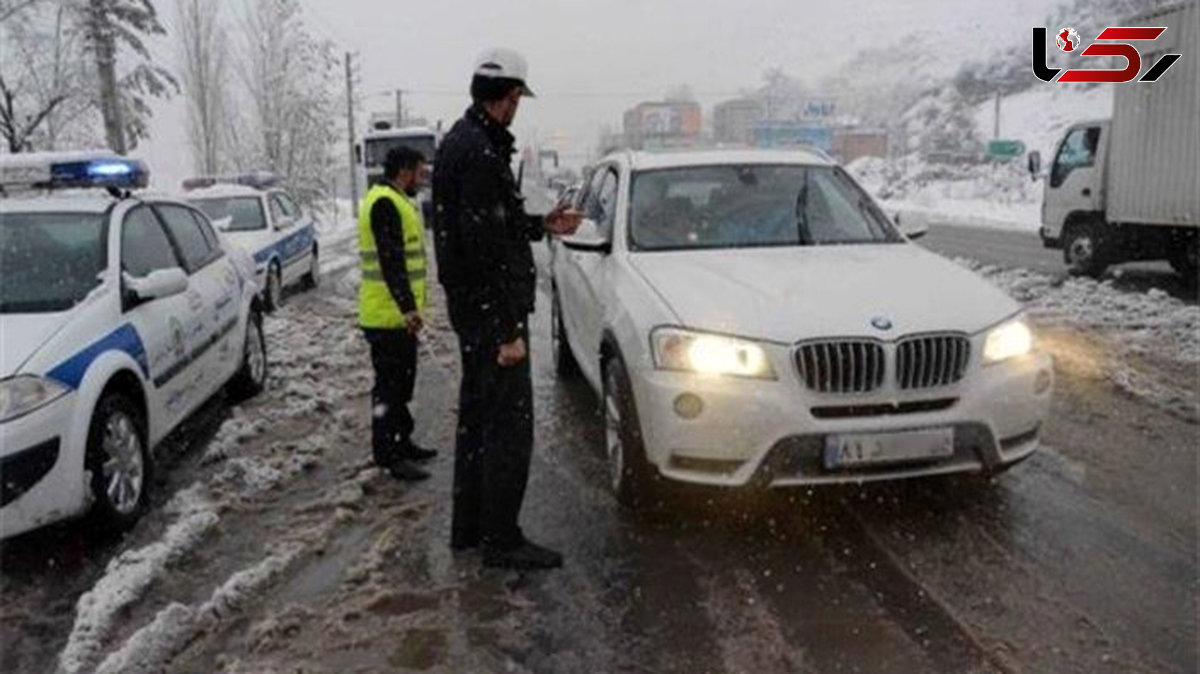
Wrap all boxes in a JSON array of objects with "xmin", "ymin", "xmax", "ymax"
[
  {"xmin": 603, "ymin": 354, "xmax": 660, "ymax": 510},
  {"xmin": 86, "ymin": 393, "xmax": 150, "ymax": 531},
  {"xmin": 264, "ymin": 263, "xmax": 283, "ymax": 312},
  {"xmin": 301, "ymin": 246, "xmax": 319, "ymax": 290},
  {"xmin": 230, "ymin": 310, "xmax": 268, "ymax": 400}
]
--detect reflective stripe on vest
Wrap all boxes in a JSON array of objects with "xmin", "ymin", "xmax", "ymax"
[{"xmin": 357, "ymin": 185, "xmax": 427, "ymax": 329}]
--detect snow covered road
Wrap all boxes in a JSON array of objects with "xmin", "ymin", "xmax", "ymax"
[{"xmin": 0, "ymin": 223, "xmax": 1195, "ymax": 674}]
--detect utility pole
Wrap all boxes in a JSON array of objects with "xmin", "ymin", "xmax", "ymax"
[
  {"xmin": 345, "ymin": 52, "xmax": 359, "ymax": 219},
  {"xmin": 993, "ymin": 92, "xmax": 1002, "ymax": 139},
  {"xmin": 395, "ymin": 89, "xmax": 404, "ymax": 127}
]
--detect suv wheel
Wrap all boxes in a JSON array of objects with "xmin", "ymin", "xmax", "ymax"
[{"xmin": 603, "ymin": 354, "xmax": 659, "ymax": 508}]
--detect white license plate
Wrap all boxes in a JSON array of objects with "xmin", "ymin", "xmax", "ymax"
[{"xmin": 824, "ymin": 428, "xmax": 955, "ymax": 469}]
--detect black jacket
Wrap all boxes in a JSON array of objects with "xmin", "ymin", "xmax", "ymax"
[{"xmin": 433, "ymin": 105, "xmax": 544, "ymax": 341}]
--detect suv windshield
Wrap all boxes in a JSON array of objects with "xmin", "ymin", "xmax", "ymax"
[
  {"xmin": 0, "ymin": 212, "xmax": 107, "ymax": 313},
  {"xmin": 629, "ymin": 164, "xmax": 901, "ymax": 251},
  {"xmin": 190, "ymin": 197, "xmax": 266, "ymax": 231}
]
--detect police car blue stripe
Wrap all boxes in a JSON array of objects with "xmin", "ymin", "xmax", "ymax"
[
  {"xmin": 46, "ymin": 324, "xmax": 149, "ymax": 389},
  {"xmin": 252, "ymin": 225, "xmax": 316, "ymax": 267}
]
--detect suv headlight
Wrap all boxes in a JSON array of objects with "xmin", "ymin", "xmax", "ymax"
[
  {"xmin": 651, "ymin": 328, "xmax": 777, "ymax": 379},
  {"xmin": 983, "ymin": 318, "xmax": 1034, "ymax": 364},
  {"xmin": 0, "ymin": 375, "xmax": 69, "ymax": 423}
]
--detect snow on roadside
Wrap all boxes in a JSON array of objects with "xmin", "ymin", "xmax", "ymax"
[
  {"xmin": 93, "ymin": 546, "xmax": 303, "ymax": 674},
  {"xmin": 56, "ymin": 300, "xmax": 366, "ymax": 673},
  {"xmin": 55, "ymin": 486, "xmax": 219, "ymax": 674},
  {"xmin": 958, "ymin": 259, "xmax": 1200, "ymax": 365},
  {"xmin": 958, "ymin": 258, "xmax": 1200, "ymax": 417}
]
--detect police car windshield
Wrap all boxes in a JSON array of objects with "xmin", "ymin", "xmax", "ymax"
[
  {"xmin": 0, "ymin": 212, "xmax": 107, "ymax": 313},
  {"xmin": 629, "ymin": 164, "xmax": 902, "ymax": 251},
  {"xmin": 190, "ymin": 197, "xmax": 267, "ymax": 231}
]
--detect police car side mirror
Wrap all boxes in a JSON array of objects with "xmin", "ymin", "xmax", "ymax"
[
  {"xmin": 274, "ymin": 216, "xmax": 295, "ymax": 231},
  {"xmin": 1027, "ymin": 150, "xmax": 1041, "ymax": 178},
  {"xmin": 124, "ymin": 268, "xmax": 188, "ymax": 303}
]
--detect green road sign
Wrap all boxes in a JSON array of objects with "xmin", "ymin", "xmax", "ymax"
[{"xmin": 987, "ymin": 139, "xmax": 1026, "ymax": 160}]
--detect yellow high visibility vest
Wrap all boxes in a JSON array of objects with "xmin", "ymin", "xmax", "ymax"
[{"xmin": 358, "ymin": 184, "xmax": 427, "ymax": 329}]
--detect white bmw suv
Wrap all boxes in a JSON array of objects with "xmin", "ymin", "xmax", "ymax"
[{"xmin": 550, "ymin": 149, "xmax": 1054, "ymax": 507}]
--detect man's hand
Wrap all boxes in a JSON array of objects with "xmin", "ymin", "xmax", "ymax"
[
  {"xmin": 405, "ymin": 311, "xmax": 424, "ymax": 336},
  {"xmin": 544, "ymin": 205, "xmax": 583, "ymax": 236},
  {"xmin": 497, "ymin": 336, "xmax": 527, "ymax": 367}
]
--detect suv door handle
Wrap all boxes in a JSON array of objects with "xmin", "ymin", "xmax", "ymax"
[{"xmin": 1081, "ymin": 188, "xmax": 1091, "ymax": 197}]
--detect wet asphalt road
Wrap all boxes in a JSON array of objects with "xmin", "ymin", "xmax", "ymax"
[{"xmin": 0, "ymin": 225, "xmax": 1195, "ymax": 673}]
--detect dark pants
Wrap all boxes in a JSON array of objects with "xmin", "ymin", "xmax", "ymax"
[
  {"xmin": 451, "ymin": 325, "xmax": 533, "ymax": 549},
  {"xmin": 364, "ymin": 328, "xmax": 418, "ymax": 467}
]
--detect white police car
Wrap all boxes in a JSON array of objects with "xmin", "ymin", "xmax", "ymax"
[
  {"xmin": 0, "ymin": 152, "xmax": 267, "ymax": 539},
  {"xmin": 183, "ymin": 174, "xmax": 319, "ymax": 312}
]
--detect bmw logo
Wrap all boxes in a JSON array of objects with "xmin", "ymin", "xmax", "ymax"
[{"xmin": 870, "ymin": 316, "xmax": 893, "ymax": 331}]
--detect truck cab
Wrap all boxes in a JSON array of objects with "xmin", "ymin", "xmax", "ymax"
[
  {"xmin": 1038, "ymin": 120, "xmax": 1109, "ymax": 269},
  {"xmin": 356, "ymin": 126, "xmax": 438, "ymax": 224}
]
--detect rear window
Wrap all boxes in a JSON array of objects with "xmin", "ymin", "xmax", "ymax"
[{"xmin": 190, "ymin": 196, "xmax": 267, "ymax": 232}]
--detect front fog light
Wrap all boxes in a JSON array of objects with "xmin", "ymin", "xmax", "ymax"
[
  {"xmin": 674, "ymin": 393, "xmax": 704, "ymax": 419},
  {"xmin": 983, "ymin": 319, "xmax": 1033, "ymax": 364}
]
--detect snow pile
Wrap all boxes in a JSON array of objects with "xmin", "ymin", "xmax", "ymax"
[
  {"xmin": 960, "ymin": 259, "xmax": 1200, "ymax": 365},
  {"xmin": 55, "ymin": 486, "xmax": 219, "ymax": 674},
  {"xmin": 972, "ymin": 85, "xmax": 1112, "ymax": 160},
  {"xmin": 92, "ymin": 547, "xmax": 303, "ymax": 674},
  {"xmin": 849, "ymin": 155, "xmax": 1043, "ymax": 232}
]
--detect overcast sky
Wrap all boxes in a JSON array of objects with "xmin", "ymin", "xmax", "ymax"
[{"xmin": 138, "ymin": 0, "xmax": 1066, "ymax": 186}]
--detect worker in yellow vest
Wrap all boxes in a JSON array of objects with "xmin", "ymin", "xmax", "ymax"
[{"xmin": 358, "ymin": 146, "xmax": 436, "ymax": 481}]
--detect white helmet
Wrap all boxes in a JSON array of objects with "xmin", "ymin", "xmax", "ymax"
[{"xmin": 473, "ymin": 47, "xmax": 534, "ymax": 97}]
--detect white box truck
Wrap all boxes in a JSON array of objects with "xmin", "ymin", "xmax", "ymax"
[{"xmin": 1033, "ymin": 0, "xmax": 1199, "ymax": 279}]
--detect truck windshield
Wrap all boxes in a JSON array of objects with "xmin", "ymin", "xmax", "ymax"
[
  {"xmin": 364, "ymin": 136, "xmax": 437, "ymax": 167},
  {"xmin": 0, "ymin": 212, "xmax": 107, "ymax": 313},
  {"xmin": 629, "ymin": 164, "xmax": 902, "ymax": 251},
  {"xmin": 190, "ymin": 197, "xmax": 267, "ymax": 231}
]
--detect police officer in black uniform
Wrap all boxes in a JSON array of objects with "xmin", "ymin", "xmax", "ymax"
[{"xmin": 433, "ymin": 48, "xmax": 581, "ymax": 570}]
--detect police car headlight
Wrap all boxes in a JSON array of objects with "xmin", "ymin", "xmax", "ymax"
[
  {"xmin": 0, "ymin": 376, "xmax": 70, "ymax": 423},
  {"xmin": 652, "ymin": 328, "xmax": 776, "ymax": 379},
  {"xmin": 983, "ymin": 318, "xmax": 1034, "ymax": 364}
]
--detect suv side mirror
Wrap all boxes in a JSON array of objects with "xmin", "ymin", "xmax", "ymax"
[
  {"xmin": 561, "ymin": 218, "xmax": 612, "ymax": 254},
  {"xmin": 1027, "ymin": 150, "xmax": 1041, "ymax": 178},
  {"xmin": 124, "ymin": 268, "xmax": 188, "ymax": 303}
]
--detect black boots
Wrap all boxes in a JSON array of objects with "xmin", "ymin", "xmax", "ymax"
[{"xmin": 482, "ymin": 537, "xmax": 564, "ymax": 570}]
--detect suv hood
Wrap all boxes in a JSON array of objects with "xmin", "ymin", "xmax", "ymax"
[
  {"xmin": 629, "ymin": 244, "xmax": 1019, "ymax": 342},
  {"xmin": 0, "ymin": 312, "xmax": 71, "ymax": 376}
]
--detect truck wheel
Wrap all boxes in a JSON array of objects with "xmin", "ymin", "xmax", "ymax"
[
  {"xmin": 86, "ymin": 393, "xmax": 150, "ymax": 532},
  {"xmin": 1169, "ymin": 237, "xmax": 1198, "ymax": 283},
  {"xmin": 603, "ymin": 354, "xmax": 660, "ymax": 509},
  {"xmin": 1063, "ymin": 222, "xmax": 1109, "ymax": 278}
]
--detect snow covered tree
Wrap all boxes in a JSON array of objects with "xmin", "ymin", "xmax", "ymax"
[
  {"xmin": 76, "ymin": 0, "xmax": 177, "ymax": 154},
  {"xmin": 234, "ymin": 0, "xmax": 340, "ymax": 204},
  {"xmin": 175, "ymin": 0, "xmax": 227, "ymax": 174},
  {"xmin": 0, "ymin": 1, "xmax": 95, "ymax": 152}
]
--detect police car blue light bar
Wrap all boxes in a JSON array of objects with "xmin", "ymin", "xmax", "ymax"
[
  {"xmin": 182, "ymin": 170, "xmax": 279, "ymax": 191},
  {"xmin": 0, "ymin": 150, "xmax": 149, "ymax": 190}
]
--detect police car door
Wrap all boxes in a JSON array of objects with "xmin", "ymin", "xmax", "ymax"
[
  {"xmin": 153, "ymin": 203, "xmax": 241, "ymax": 413},
  {"xmin": 268, "ymin": 192, "xmax": 312, "ymax": 285},
  {"xmin": 119, "ymin": 205, "xmax": 200, "ymax": 431}
]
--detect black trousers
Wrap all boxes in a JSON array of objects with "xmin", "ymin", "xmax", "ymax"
[
  {"xmin": 451, "ymin": 325, "xmax": 533, "ymax": 549},
  {"xmin": 364, "ymin": 328, "xmax": 418, "ymax": 467}
]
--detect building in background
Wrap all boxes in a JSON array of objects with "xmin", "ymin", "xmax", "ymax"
[
  {"xmin": 713, "ymin": 98, "xmax": 765, "ymax": 146},
  {"xmin": 622, "ymin": 101, "xmax": 703, "ymax": 150},
  {"xmin": 831, "ymin": 128, "xmax": 889, "ymax": 163}
]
